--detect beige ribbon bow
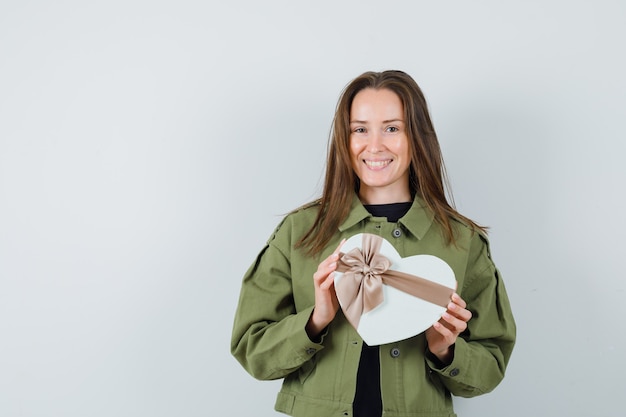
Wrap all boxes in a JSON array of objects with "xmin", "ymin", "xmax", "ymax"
[{"xmin": 335, "ymin": 234, "xmax": 454, "ymax": 329}]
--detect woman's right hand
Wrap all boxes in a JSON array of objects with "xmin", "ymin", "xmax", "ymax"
[{"xmin": 305, "ymin": 239, "xmax": 345, "ymax": 339}]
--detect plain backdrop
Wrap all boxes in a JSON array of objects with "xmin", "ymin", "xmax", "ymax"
[{"xmin": 1, "ymin": 1, "xmax": 625, "ymax": 416}]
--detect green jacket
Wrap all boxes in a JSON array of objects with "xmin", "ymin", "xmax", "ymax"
[{"xmin": 231, "ymin": 195, "xmax": 516, "ymax": 417}]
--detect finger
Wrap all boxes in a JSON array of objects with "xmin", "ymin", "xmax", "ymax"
[
  {"xmin": 319, "ymin": 272, "xmax": 336, "ymax": 290},
  {"xmin": 450, "ymin": 293, "xmax": 467, "ymax": 309},
  {"xmin": 441, "ymin": 311, "xmax": 468, "ymax": 334},
  {"xmin": 432, "ymin": 321, "xmax": 454, "ymax": 339},
  {"xmin": 434, "ymin": 318, "xmax": 454, "ymax": 334},
  {"xmin": 319, "ymin": 239, "xmax": 346, "ymax": 271},
  {"xmin": 314, "ymin": 260, "xmax": 337, "ymax": 284},
  {"xmin": 333, "ymin": 238, "xmax": 347, "ymax": 255},
  {"xmin": 447, "ymin": 301, "xmax": 472, "ymax": 322},
  {"xmin": 315, "ymin": 239, "xmax": 346, "ymax": 284},
  {"xmin": 313, "ymin": 239, "xmax": 347, "ymax": 287}
]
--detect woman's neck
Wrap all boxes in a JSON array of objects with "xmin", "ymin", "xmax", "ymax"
[{"xmin": 358, "ymin": 186, "xmax": 411, "ymax": 205}]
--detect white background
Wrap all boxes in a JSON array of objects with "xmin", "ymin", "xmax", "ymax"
[{"xmin": 1, "ymin": 1, "xmax": 625, "ymax": 416}]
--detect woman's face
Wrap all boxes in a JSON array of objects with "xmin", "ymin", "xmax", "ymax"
[{"xmin": 349, "ymin": 88, "xmax": 411, "ymax": 204}]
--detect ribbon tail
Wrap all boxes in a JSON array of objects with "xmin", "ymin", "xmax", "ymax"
[
  {"xmin": 335, "ymin": 272, "xmax": 365, "ymax": 329},
  {"xmin": 362, "ymin": 274, "xmax": 384, "ymax": 314}
]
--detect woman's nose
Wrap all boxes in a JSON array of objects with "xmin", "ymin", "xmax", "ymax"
[{"xmin": 367, "ymin": 130, "xmax": 384, "ymax": 153}]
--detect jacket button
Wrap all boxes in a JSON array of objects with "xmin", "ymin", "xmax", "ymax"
[
  {"xmin": 392, "ymin": 228, "xmax": 402, "ymax": 238},
  {"xmin": 449, "ymin": 368, "xmax": 460, "ymax": 377},
  {"xmin": 390, "ymin": 347, "xmax": 401, "ymax": 358},
  {"xmin": 305, "ymin": 348, "xmax": 317, "ymax": 355}
]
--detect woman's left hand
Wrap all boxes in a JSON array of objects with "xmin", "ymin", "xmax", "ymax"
[{"xmin": 425, "ymin": 293, "xmax": 472, "ymax": 365}]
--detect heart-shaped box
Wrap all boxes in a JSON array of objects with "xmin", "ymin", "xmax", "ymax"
[{"xmin": 334, "ymin": 233, "xmax": 456, "ymax": 346}]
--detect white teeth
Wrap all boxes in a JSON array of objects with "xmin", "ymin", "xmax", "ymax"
[{"xmin": 365, "ymin": 160, "xmax": 391, "ymax": 168}]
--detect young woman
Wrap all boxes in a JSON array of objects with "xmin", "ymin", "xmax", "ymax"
[{"xmin": 231, "ymin": 70, "xmax": 516, "ymax": 417}]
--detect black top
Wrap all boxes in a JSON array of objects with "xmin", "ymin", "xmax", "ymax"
[{"xmin": 353, "ymin": 202, "xmax": 412, "ymax": 417}]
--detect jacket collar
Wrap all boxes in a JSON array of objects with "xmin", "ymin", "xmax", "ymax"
[{"xmin": 338, "ymin": 193, "xmax": 434, "ymax": 240}]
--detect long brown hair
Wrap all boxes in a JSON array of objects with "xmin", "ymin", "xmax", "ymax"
[{"xmin": 297, "ymin": 70, "xmax": 486, "ymax": 255}]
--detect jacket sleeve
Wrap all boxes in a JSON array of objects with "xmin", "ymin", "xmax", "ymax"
[
  {"xmin": 230, "ymin": 220, "xmax": 324, "ymax": 380},
  {"xmin": 426, "ymin": 232, "xmax": 516, "ymax": 397}
]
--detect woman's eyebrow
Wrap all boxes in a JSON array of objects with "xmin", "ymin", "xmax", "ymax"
[{"xmin": 349, "ymin": 118, "xmax": 404, "ymax": 124}]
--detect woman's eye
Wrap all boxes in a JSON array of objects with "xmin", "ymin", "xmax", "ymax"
[
  {"xmin": 354, "ymin": 127, "xmax": 366, "ymax": 133},
  {"xmin": 386, "ymin": 126, "xmax": 399, "ymax": 132}
]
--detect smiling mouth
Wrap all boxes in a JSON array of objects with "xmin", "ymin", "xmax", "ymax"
[{"xmin": 364, "ymin": 159, "xmax": 392, "ymax": 168}]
